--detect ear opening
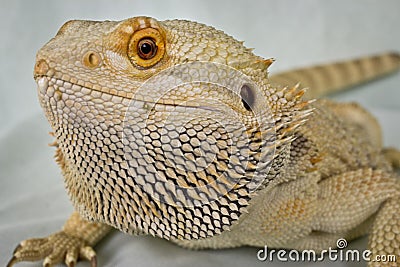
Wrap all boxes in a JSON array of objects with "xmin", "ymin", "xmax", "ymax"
[{"xmin": 240, "ymin": 84, "xmax": 255, "ymax": 111}]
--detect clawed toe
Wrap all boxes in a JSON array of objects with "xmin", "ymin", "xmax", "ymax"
[
  {"xmin": 7, "ymin": 232, "xmax": 97, "ymax": 267},
  {"xmin": 7, "ymin": 238, "xmax": 52, "ymax": 266}
]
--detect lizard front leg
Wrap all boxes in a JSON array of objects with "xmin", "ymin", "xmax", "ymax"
[{"xmin": 7, "ymin": 212, "xmax": 112, "ymax": 267}]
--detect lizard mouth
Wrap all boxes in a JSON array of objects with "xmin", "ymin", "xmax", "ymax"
[
  {"xmin": 36, "ymin": 75, "xmax": 136, "ymax": 100},
  {"xmin": 35, "ymin": 75, "xmax": 230, "ymax": 114}
]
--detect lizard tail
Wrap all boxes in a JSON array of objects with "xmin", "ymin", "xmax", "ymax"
[{"xmin": 269, "ymin": 52, "xmax": 400, "ymax": 99}]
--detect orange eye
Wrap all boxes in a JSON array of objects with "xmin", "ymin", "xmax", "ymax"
[{"xmin": 128, "ymin": 27, "xmax": 166, "ymax": 68}]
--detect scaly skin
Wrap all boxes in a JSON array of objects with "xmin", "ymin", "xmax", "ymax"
[
  {"xmin": 269, "ymin": 52, "xmax": 400, "ymax": 98},
  {"xmin": 8, "ymin": 16, "xmax": 400, "ymax": 267}
]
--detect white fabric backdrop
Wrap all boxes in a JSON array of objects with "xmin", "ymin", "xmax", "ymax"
[{"xmin": 1, "ymin": 0, "xmax": 399, "ymax": 266}]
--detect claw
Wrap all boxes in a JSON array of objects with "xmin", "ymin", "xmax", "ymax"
[
  {"xmin": 80, "ymin": 246, "xmax": 97, "ymax": 267},
  {"xmin": 91, "ymin": 255, "xmax": 97, "ymax": 267},
  {"xmin": 6, "ymin": 256, "xmax": 17, "ymax": 267}
]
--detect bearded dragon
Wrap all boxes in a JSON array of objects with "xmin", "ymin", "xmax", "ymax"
[{"xmin": 7, "ymin": 16, "xmax": 400, "ymax": 267}]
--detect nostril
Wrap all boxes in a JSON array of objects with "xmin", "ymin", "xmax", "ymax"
[
  {"xmin": 34, "ymin": 59, "xmax": 49, "ymax": 76},
  {"xmin": 82, "ymin": 51, "xmax": 102, "ymax": 69}
]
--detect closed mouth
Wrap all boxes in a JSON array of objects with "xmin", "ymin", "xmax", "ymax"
[{"xmin": 35, "ymin": 76, "xmax": 222, "ymax": 112}]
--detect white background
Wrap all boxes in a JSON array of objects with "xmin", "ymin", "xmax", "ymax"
[{"xmin": 0, "ymin": 0, "xmax": 399, "ymax": 266}]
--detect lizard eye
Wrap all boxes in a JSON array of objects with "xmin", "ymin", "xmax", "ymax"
[
  {"xmin": 137, "ymin": 38, "xmax": 157, "ymax": 59},
  {"xmin": 128, "ymin": 27, "xmax": 166, "ymax": 68}
]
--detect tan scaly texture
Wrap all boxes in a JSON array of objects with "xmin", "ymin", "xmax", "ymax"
[{"xmin": 8, "ymin": 17, "xmax": 400, "ymax": 267}]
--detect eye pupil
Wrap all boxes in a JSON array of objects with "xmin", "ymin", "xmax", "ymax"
[
  {"xmin": 138, "ymin": 38, "xmax": 157, "ymax": 59},
  {"xmin": 140, "ymin": 43, "xmax": 152, "ymax": 54}
]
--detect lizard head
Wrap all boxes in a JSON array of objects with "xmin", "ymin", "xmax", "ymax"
[{"xmin": 34, "ymin": 16, "xmax": 310, "ymax": 240}]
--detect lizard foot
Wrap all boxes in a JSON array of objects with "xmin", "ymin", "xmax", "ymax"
[{"xmin": 7, "ymin": 231, "xmax": 97, "ymax": 267}]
